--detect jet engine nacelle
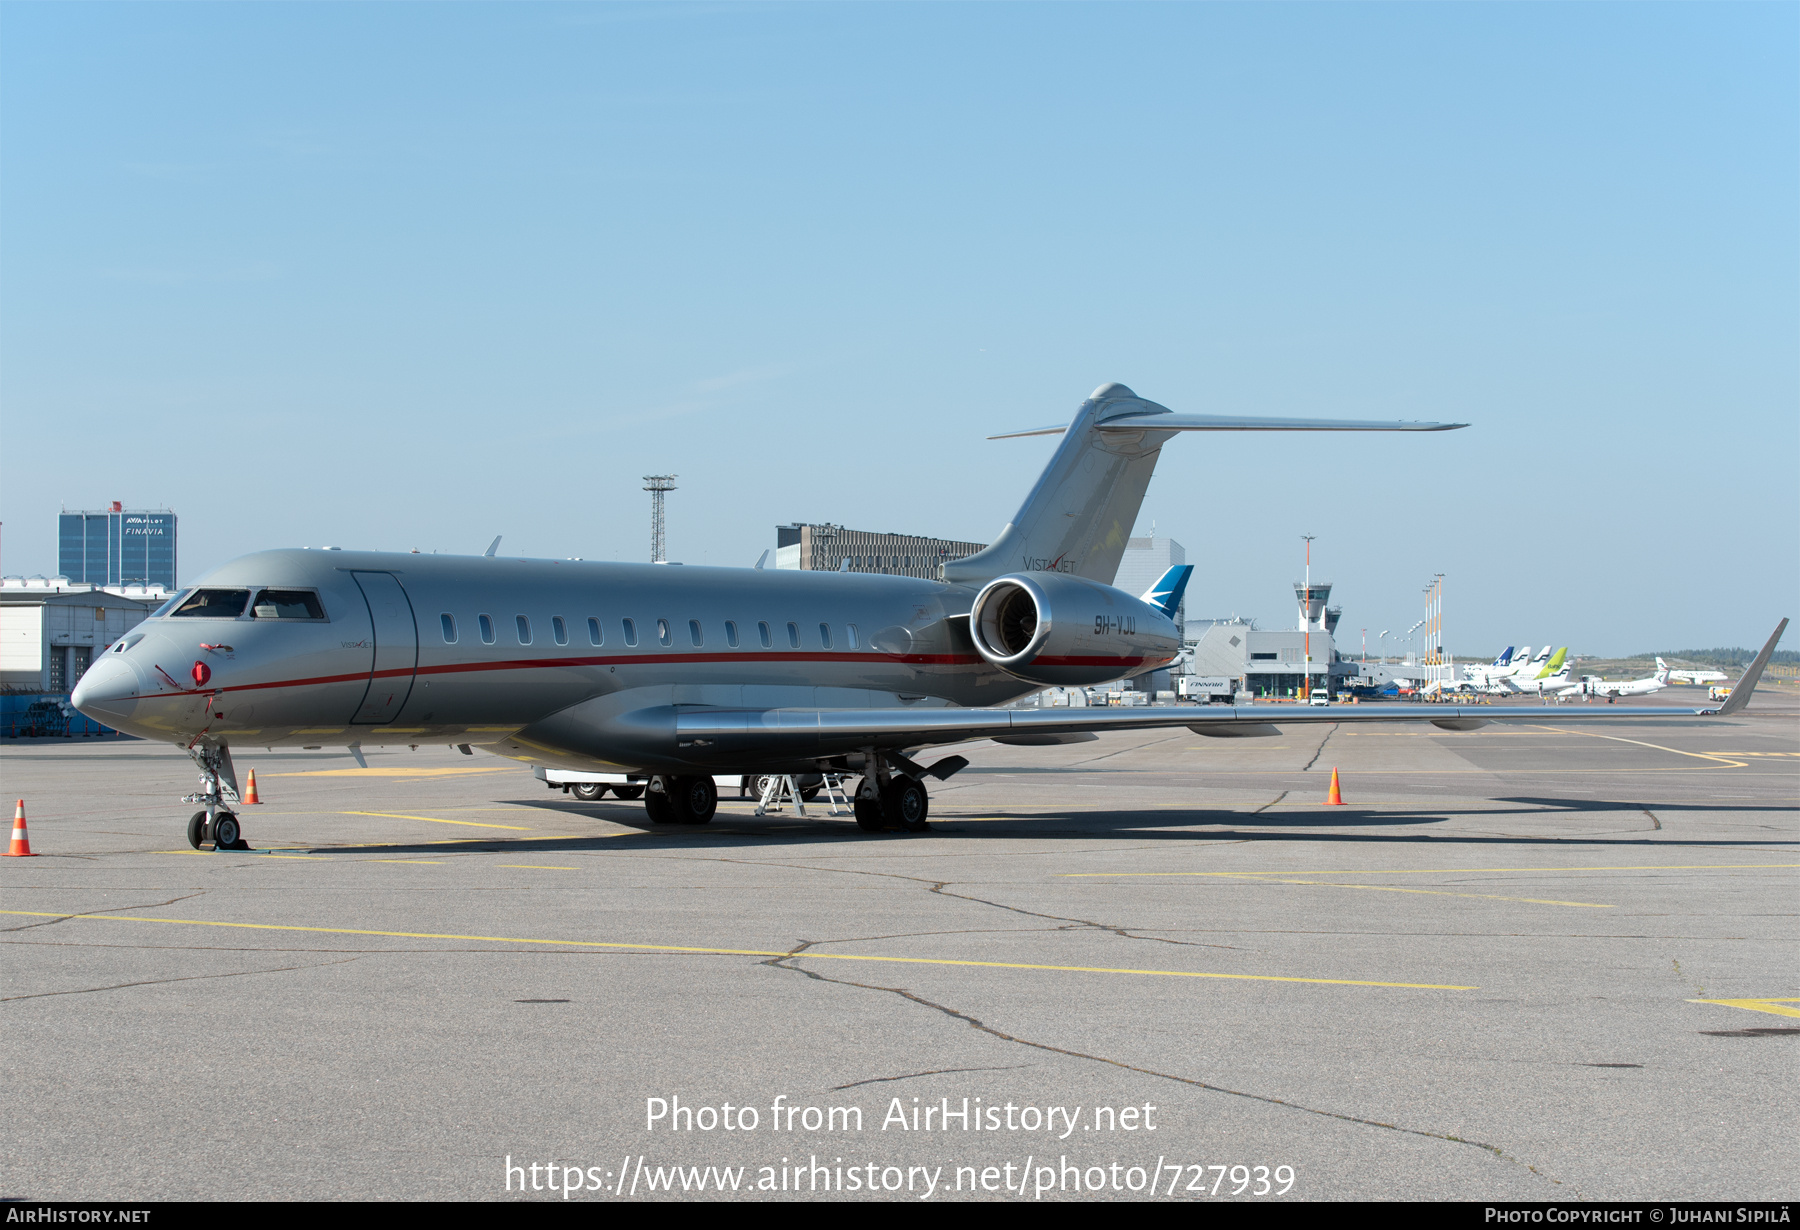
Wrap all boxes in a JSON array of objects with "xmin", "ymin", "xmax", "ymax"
[{"xmin": 968, "ymin": 573, "xmax": 1180, "ymax": 687}]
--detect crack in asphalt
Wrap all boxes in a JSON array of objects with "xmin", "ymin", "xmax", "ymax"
[
  {"xmin": 763, "ymin": 942, "xmax": 1568, "ymax": 1190},
  {"xmin": 1299, "ymin": 725, "xmax": 1337, "ymax": 773},
  {"xmin": 1, "ymin": 955, "xmax": 360, "ymax": 1003},
  {"xmin": 694, "ymin": 854, "xmax": 1244, "ymax": 952},
  {"xmin": 1641, "ymin": 807, "xmax": 1663, "ymax": 831},
  {"xmin": 0, "ymin": 891, "xmax": 208, "ymax": 934},
  {"xmin": 834, "ymin": 1065, "xmax": 1029, "ymax": 1090},
  {"xmin": 1253, "ymin": 791, "xmax": 1289, "ymax": 814}
]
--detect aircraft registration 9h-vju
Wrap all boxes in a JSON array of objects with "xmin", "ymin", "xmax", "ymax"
[{"xmin": 70, "ymin": 383, "xmax": 1790, "ymax": 850}]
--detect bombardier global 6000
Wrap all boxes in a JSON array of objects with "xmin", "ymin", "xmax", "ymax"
[{"xmin": 70, "ymin": 383, "xmax": 1786, "ymax": 849}]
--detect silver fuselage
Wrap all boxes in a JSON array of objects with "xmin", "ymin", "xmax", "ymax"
[{"xmin": 72, "ymin": 548, "xmax": 1177, "ymax": 774}]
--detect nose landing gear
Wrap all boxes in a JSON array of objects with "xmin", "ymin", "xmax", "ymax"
[{"xmin": 183, "ymin": 741, "xmax": 250, "ymax": 851}]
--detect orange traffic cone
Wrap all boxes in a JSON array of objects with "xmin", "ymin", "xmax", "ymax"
[
  {"xmin": 7, "ymin": 799, "xmax": 36, "ymax": 856},
  {"xmin": 243, "ymin": 769, "xmax": 261, "ymax": 805},
  {"xmin": 1326, "ymin": 767, "xmax": 1344, "ymax": 806}
]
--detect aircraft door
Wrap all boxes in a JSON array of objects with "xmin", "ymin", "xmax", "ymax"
[{"xmin": 350, "ymin": 571, "xmax": 418, "ymax": 724}]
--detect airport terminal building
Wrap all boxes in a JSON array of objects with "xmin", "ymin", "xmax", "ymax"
[{"xmin": 1185, "ymin": 581, "xmax": 1358, "ymax": 697}]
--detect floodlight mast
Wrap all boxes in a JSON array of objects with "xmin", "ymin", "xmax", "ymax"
[
  {"xmin": 1301, "ymin": 535, "xmax": 1317, "ymax": 698},
  {"xmin": 644, "ymin": 475, "xmax": 677, "ymax": 563}
]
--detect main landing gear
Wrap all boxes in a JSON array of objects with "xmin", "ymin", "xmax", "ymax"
[
  {"xmin": 644, "ymin": 775, "xmax": 717, "ymax": 826},
  {"xmin": 183, "ymin": 742, "xmax": 249, "ymax": 851},
  {"xmin": 852, "ymin": 753, "xmax": 932, "ymax": 834}
]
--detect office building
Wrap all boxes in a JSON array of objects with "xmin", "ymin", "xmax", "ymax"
[
  {"xmin": 58, "ymin": 503, "xmax": 178, "ymax": 590},
  {"xmin": 775, "ymin": 523, "xmax": 987, "ymax": 580}
]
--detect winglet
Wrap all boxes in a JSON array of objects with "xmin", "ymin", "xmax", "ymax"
[
  {"xmin": 754, "ymin": 549, "xmax": 769, "ymax": 571},
  {"xmin": 1716, "ymin": 618, "xmax": 1788, "ymax": 716},
  {"xmin": 484, "ymin": 536, "xmax": 502, "ymax": 558},
  {"xmin": 1140, "ymin": 564, "xmax": 1194, "ymax": 618}
]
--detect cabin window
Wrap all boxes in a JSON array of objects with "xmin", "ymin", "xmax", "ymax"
[
  {"xmin": 171, "ymin": 589, "xmax": 251, "ymax": 619},
  {"xmin": 725, "ymin": 621, "xmax": 740, "ymax": 648},
  {"xmin": 478, "ymin": 614, "xmax": 496, "ymax": 645},
  {"xmin": 689, "ymin": 619, "xmax": 703, "ymax": 647},
  {"xmin": 657, "ymin": 619, "xmax": 673, "ymax": 647},
  {"xmin": 440, "ymin": 614, "xmax": 457, "ymax": 644},
  {"xmin": 786, "ymin": 622, "xmax": 800, "ymax": 649},
  {"xmin": 516, "ymin": 615, "xmax": 532, "ymax": 645},
  {"xmin": 819, "ymin": 622, "xmax": 833, "ymax": 649},
  {"xmin": 623, "ymin": 618, "xmax": 638, "ymax": 647},
  {"xmin": 758, "ymin": 621, "xmax": 772, "ymax": 648},
  {"xmin": 587, "ymin": 617, "xmax": 603, "ymax": 647},
  {"xmin": 250, "ymin": 589, "xmax": 325, "ymax": 620},
  {"xmin": 552, "ymin": 616, "xmax": 568, "ymax": 646},
  {"xmin": 847, "ymin": 624, "xmax": 859, "ymax": 649}
]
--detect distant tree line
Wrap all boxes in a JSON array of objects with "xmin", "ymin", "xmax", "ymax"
[{"xmin": 1639, "ymin": 647, "xmax": 1800, "ymax": 667}]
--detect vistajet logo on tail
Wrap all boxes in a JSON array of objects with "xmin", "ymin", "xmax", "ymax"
[{"xmin": 1021, "ymin": 552, "xmax": 1075, "ymax": 573}]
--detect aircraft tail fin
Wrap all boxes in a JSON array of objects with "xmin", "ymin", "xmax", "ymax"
[
  {"xmin": 946, "ymin": 384, "xmax": 1465, "ymax": 587},
  {"xmin": 1139, "ymin": 565, "xmax": 1194, "ymax": 618},
  {"xmin": 1498, "ymin": 646, "xmax": 1514, "ymax": 666}
]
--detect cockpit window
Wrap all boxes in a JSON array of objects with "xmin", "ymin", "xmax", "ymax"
[
  {"xmin": 170, "ymin": 589, "xmax": 252, "ymax": 619},
  {"xmin": 251, "ymin": 589, "xmax": 325, "ymax": 620},
  {"xmin": 150, "ymin": 590, "xmax": 191, "ymax": 618}
]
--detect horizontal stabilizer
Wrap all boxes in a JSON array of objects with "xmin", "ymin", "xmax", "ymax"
[{"xmin": 1097, "ymin": 413, "xmax": 1467, "ymax": 433}]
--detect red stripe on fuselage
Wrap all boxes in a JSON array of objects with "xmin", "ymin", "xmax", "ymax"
[{"xmin": 144, "ymin": 649, "xmax": 1163, "ymax": 701}]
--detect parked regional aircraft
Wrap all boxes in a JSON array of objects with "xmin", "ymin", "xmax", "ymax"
[
  {"xmin": 1560, "ymin": 664, "xmax": 1670, "ymax": 701},
  {"xmin": 1657, "ymin": 658, "xmax": 1727, "ymax": 685},
  {"xmin": 69, "ymin": 383, "xmax": 1788, "ymax": 851}
]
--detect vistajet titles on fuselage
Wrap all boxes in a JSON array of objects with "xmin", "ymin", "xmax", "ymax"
[{"xmin": 71, "ymin": 383, "xmax": 1788, "ymax": 851}]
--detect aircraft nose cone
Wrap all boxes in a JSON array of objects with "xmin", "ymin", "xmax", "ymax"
[{"xmin": 71, "ymin": 654, "xmax": 141, "ymax": 723}]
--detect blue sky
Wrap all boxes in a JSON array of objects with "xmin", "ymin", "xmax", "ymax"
[{"xmin": 2, "ymin": 2, "xmax": 1794, "ymax": 655}]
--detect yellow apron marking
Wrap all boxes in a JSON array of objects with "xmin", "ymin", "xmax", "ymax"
[
  {"xmin": 0, "ymin": 911, "xmax": 1475, "ymax": 990},
  {"xmin": 1211, "ymin": 875, "xmax": 1611, "ymax": 908},
  {"xmin": 1689, "ymin": 998, "xmax": 1800, "ymax": 1020},
  {"xmin": 1065, "ymin": 863, "xmax": 1800, "ymax": 878},
  {"xmin": 343, "ymin": 811, "xmax": 532, "ymax": 830},
  {"xmin": 1527, "ymin": 726, "xmax": 1749, "ymax": 768}
]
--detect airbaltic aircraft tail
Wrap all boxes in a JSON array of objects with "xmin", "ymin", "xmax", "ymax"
[{"xmin": 944, "ymin": 383, "xmax": 1463, "ymax": 588}]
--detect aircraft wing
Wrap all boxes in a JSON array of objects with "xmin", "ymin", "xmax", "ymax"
[
  {"xmin": 673, "ymin": 619, "xmax": 1786, "ymax": 761},
  {"xmin": 673, "ymin": 699, "xmax": 1717, "ymax": 760}
]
